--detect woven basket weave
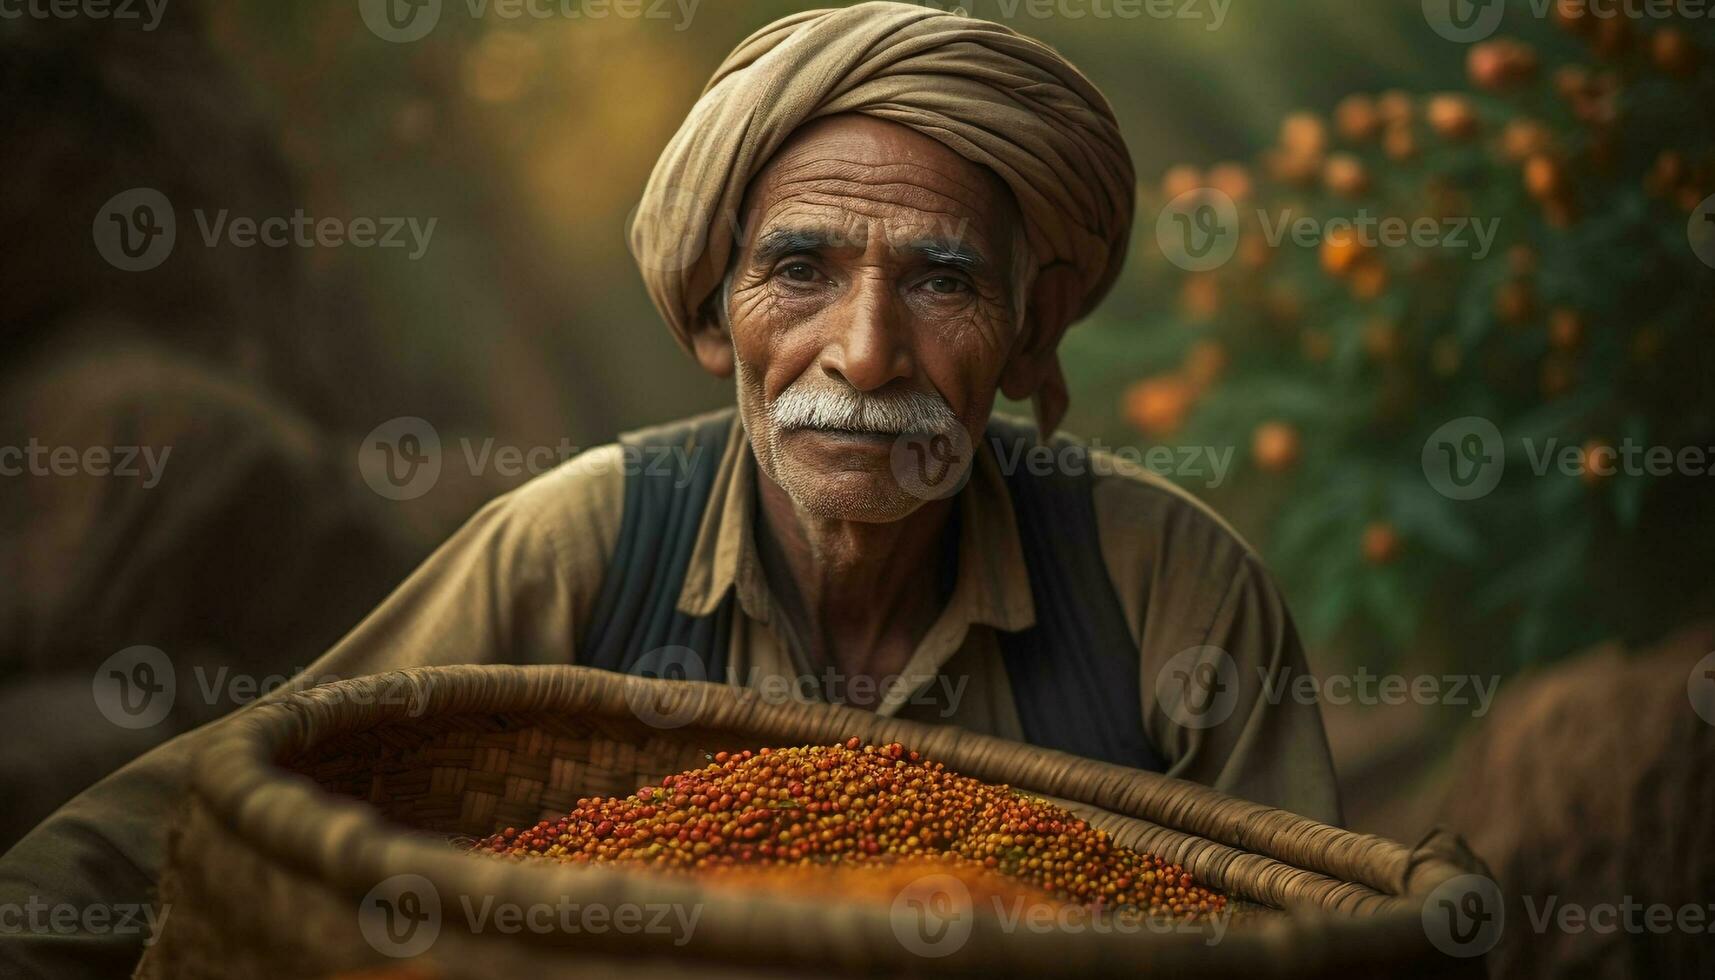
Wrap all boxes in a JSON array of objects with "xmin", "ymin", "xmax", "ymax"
[{"xmin": 135, "ymin": 664, "xmax": 1485, "ymax": 978}]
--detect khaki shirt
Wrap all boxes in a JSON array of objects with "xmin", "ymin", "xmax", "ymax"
[{"xmin": 0, "ymin": 414, "xmax": 1340, "ymax": 975}]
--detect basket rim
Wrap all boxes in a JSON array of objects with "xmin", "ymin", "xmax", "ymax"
[{"xmin": 179, "ymin": 663, "xmax": 1469, "ymax": 972}]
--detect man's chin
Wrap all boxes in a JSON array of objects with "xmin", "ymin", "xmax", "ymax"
[{"xmin": 776, "ymin": 465, "xmax": 925, "ymax": 523}]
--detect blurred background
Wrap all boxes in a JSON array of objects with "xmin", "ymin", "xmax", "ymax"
[{"xmin": 3, "ymin": 1, "xmax": 1713, "ymax": 974}]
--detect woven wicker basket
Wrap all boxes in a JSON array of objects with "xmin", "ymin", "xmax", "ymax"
[{"xmin": 135, "ymin": 665, "xmax": 1486, "ymax": 978}]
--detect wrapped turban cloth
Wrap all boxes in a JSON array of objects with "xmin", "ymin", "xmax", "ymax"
[{"xmin": 629, "ymin": 1, "xmax": 1136, "ymax": 350}]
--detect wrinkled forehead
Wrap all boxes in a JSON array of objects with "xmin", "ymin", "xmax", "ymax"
[{"xmin": 738, "ymin": 114, "xmax": 1022, "ymax": 265}]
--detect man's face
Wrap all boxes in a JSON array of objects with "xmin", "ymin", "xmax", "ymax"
[{"xmin": 723, "ymin": 114, "xmax": 1027, "ymax": 523}]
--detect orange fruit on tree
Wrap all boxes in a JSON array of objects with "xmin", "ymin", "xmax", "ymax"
[
  {"xmin": 1123, "ymin": 376, "xmax": 1196, "ymax": 438},
  {"xmin": 1252, "ymin": 421, "xmax": 1302, "ymax": 473},
  {"xmin": 1324, "ymin": 153, "xmax": 1370, "ymax": 197},
  {"xmin": 1349, "ymin": 259, "xmax": 1389, "ymax": 300},
  {"xmin": 1334, "ymin": 94, "xmax": 1381, "ymax": 143},
  {"xmin": 1524, "ymin": 154, "xmax": 1566, "ymax": 200},
  {"xmin": 1548, "ymin": 309, "xmax": 1584, "ymax": 351},
  {"xmin": 1320, "ymin": 225, "xmax": 1366, "ymax": 277},
  {"xmin": 1651, "ymin": 27, "xmax": 1698, "ymax": 77},
  {"xmin": 1495, "ymin": 279, "xmax": 1536, "ymax": 326},
  {"xmin": 1383, "ymin": 124, "xmax": 1418, "ymax": 161},
  {"xmin": 1362, "ymin": 523, "xmax": 1402, "ymax": 564},
  {"xmin": 1427, "ymin": 94, "xmax": 1479, "ymax": 141},
  {"xmin": 1161, "ymin": 164, "xmax": 1204, "ymax": 201},
  {"xmin": 1576, "ymin": 439, "xmax": 1615, "ymax": 486}
]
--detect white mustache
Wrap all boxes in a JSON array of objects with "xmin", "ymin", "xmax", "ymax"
[{"xmin": 770, "ymin": 381, "xmax": 959, "ymax": 436}]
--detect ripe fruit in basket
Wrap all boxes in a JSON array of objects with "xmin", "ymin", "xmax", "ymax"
[{"xmin": 472, "ymin": 739, "xmax": 1226, "ymax": 920}]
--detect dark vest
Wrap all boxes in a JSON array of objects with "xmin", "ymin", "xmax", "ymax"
[{"xmin": 579, "ymin": 410, "xmax": 1166, "ymax": 772}]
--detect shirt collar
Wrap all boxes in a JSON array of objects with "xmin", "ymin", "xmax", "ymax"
[{"xmin": 675, "ymin": 414, "xmax": 1037, "ymax": 635}]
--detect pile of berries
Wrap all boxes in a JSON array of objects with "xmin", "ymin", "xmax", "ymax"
[{"xmin": 472, "ymin": 739, "xmax": 1225, "ymax": 919}]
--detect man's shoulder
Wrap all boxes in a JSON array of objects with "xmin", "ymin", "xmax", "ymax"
[
  {"xmin": 1081, "ymin": 440, "xmax": 1264, "ymax": 581},
  {"xmin": 474, "ymin": 442, "xmax": 629, "ymax": 569}
]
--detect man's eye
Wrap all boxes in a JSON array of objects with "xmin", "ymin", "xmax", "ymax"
[
  {"xmin": 925, "ymin": 276, "xmax": 969, "ymax": 295},
  {"xmin": 779, "ymin": 262, "xmax": 818, "ymax": 283}
]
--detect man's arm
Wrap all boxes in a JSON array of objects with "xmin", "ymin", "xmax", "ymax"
[
  {"xmin": 1093, "ymin": 456, "xmax": 1344, "ymax": 827},
  {"xmin": 0, "ymin": 446, "xmax": 622, "ymax": 977}
]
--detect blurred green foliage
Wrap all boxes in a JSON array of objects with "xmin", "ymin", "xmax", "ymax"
[{"xmin": 1072, "ymin": 12, "xmax": 1715, "ymax": 669}]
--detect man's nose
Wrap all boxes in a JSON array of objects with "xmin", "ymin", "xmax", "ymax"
[{"xmin": 821, "ymin": 274, "xmax": 912, "ymax": 392}]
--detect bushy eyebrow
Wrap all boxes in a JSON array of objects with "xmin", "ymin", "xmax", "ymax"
[
  {"xmin": 750, "ymin": 228, "xmax": 992, "ymax": 276},
  {"xmin": 752, "ymin": 228, "xmax": 844, "ymax": 266},
  {"xmin": 904, "ymin": 238, "xmax": 990, "ymax": 274}
]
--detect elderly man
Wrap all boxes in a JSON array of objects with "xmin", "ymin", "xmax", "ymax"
[{"xmin": 0, "ymin": 3, "xmax": 1337, "ymax": 974}]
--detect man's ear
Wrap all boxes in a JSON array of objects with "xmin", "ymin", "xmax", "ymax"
[
  {"xmin": 689, "ymin": 309, "xmax": 735, "ymax": 378},
  {"xmin": 1000, "ymin": 263, "xmax": 1081, "ymax": 440}
]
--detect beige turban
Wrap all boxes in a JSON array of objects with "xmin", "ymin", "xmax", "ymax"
[{"xmin": 629, "ymin": 1, "xmax": 1136, "ymax": 350}]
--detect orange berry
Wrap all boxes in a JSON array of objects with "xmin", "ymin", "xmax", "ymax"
[
  {"xmin": 1124, "ymin": 376, "xmax": 1196, "ymax": 438},
  {"xmin": 1252, "ymin": 421, "xmax": 1302, "ymax": 473},
  {"xmin": 1320, "ymin": 225, "xmax": 1367, "ymax": 277},
  {"xmin": 1547, "ymin": 309, "xmax": 1584, "ymax": 351},
  {"xmin": 1323, "ymin": 153, "xmax": 1370, "ymax": 197},
  {"xmin": 1362, "ymin": 523, "xmax": 1402, "ymax": 564},
  {"xmin": 1426, "ymin": 94, "xmax": 1479, "ymax": 141},
  {"xmin": 1651, "ymin": 27, "xmax": 1698, "ymax": 77}
]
